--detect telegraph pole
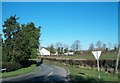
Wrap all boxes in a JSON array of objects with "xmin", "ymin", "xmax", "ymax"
[{"xmin": 115, "ymin": 48, "xmax": 120, "ymax": 73}]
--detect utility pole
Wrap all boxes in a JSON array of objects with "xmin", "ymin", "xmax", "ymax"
[{"xmin": 115, "ymin": 48, "xmax": 120, "ymax": 73}]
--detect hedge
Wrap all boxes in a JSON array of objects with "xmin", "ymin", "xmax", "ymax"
[
  {"xmin": 2, "ymin": 62, "xmax": 22, "ymax": 72},
  {"xmin": 43, "ymin": 57, "xmax": 120, "ymax": 73}
]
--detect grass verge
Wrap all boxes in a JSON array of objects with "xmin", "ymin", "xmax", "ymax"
[
  {"xmin": 1, "ymin": 64, "xmax": 38, "ymax": 78},
  {"xmin": 44, "ymin": 60, "xmax": 118, "ymax": 82}
]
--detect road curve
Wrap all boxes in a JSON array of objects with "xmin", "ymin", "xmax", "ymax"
[{"xmin": 2, "ymin": 64, "xmax": 69, "ymax": 82}]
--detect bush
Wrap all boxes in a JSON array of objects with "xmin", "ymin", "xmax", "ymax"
[
  {"xmin": 19, "ymin": 60, "xmax": 37, "ymax": 67},
  {"xmin": 2, "ymin": 62, "xmax": 22, "ymax": 72}
]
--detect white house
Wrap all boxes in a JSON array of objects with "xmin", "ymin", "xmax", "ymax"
[{"xmin": 39, "ymin": 48, "xmax": 50, "ymax": 56}]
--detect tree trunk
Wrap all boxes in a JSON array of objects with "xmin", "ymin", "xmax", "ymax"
[{"xmin": 115, "ymin": 48, "xmax": 120, "ymax": 73}]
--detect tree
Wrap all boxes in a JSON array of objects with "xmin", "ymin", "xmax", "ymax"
[
  {"xmin": 2, "ymin": 15, "xmax": 41, "ymax": 65},
  {"xmin": 57, "ymin": 47, "xmax": 61, "ymax": 54},
  {"xmin": 102, "ymin": 43, "xmax": 106, "ymax": 51},
  {"xmin": 108, "ymin": 42, "xmax": 112, "ymax": 50},
  {"xmin": 71, "ymin": 40, "xmax": 80, "ymax": 51},
  {"xmin": 113, "ymin": 43, "xmax": 118, "ymax": 52},
  {"xmin": 48, "ymin": 44, "xmax": 56, "ymax": 54},
  {"xmin": 2, "ymin": 15, "xmax": 20, "ymax": 62},
  {"xmin": 55, "ymin": 42, "xmax": 62, "ymax": 49},
  {"xmin": 96, "ymin": 41, "xmax": 102, "ymax": 50},
  {"xmin": 71, "ymin": 43, "xmax": 75, "ymax": 51},
  {"xmin": 74, "ymin": 40, "xmax": 80, "ymax": 51},
  {"xmin": 60, "ymin": 47, "xmax": 64, "ymax": 54},
  {"xmin": 64, "ymin": 48, "xmax": 68, "ymax": 53},
  {"xmin": 88, "ymin": 43, "xmax": 94, "ymax": 51}
]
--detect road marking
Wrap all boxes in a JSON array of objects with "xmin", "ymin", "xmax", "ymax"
[
  {"xmin": 44, "ymin": 67, "xmax": 54, "ymax": 78},
  {"xmin": 51, "ymin": 67, "xmax": 53, "ymax": 71},
  {"xmin": 44, "ymin": 71, "xmax": 53, "ymax": 78}
]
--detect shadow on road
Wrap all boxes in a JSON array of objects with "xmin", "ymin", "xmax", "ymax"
[
  {"xmin": 2, "ymin": 75, "xmax": 68, "ymax": 83},
  {"xmin": 36, "ymin": 58, "xmax": 44, "ymax": 66}
]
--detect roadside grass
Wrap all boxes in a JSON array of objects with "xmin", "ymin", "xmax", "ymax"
[
  {"xmin": 1, "ymin": 64, "xmax": 38, "ymax": 78},
  {"xmin": 44, "ymin": 60, "xmax": 118, "ymax": 81},
  {"xmin": 44, "ymin": 53, "xmax": 117, "ymax": 60},
  {"xmin": 67, "ymin": 66, "xmax": 118, "ymax": 81}
]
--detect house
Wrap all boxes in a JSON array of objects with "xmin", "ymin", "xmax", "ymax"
[{"xmin": 39, "ymin": 48, "xmax": 50, "ymax": 56}]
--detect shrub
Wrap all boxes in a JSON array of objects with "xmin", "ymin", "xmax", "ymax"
[
  {"xmin": 19, "ymin": 60, "xmax": 37, "ymax": 67},
  {"xmin": 2, "ymin": 62, "xmax": 22, "ymax": 72}
]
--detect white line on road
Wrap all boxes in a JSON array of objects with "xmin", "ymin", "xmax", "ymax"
[
  {"xmin": 51, "ymin": 67, "xmax": 53, "ymax": 71},
  {"xmin": 44, "ymin": 67, "xmax": 54, "ymax": 78},
  {"xmin": 44, "ymin": 71, "xmax": 53, "ymax": 78}
]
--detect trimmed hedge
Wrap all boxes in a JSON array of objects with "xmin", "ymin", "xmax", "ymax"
[
  {"xmin": 2, "ymin": 62, "xmax": 22, "ymax": 72},
  {"xmin": 1, "ymin": 60, "xmax": 37, "ymax": 72},
  {"xmin": 43, "ymin": 57, "xmax": 120, "ymax": 73}
]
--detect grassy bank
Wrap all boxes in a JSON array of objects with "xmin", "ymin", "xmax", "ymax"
[
  {"xmin": 44, "ymin": 60, "xmax": 118, "ymax": 82},
  {"xmin": 1, "ymin": 64, "xmax": 38, "ymax": 78}
]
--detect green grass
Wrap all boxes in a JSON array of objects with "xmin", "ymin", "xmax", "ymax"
[
  {"xmin": 67, "ymin": 66, "xmax": 118, "ymax": 81},
  {"xmin": 44, "ymin": 60, "xmax": 118, "ymax": 81},
  {"xmin": 44, "ymin": 53, "xmax": 117, "ymax": 60},
  {"xmin": 1, "ymin": 64, "xmax": 38, "ymax": 78}
]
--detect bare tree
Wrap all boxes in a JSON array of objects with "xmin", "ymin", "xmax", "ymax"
[
  {"xmin": 102, "ymin": 43, "xmax": 106, "ymax": 50},
  {"xmin": 89, "ymin": 43, "xmax": 94, "ymax": 51},
  {"xmin": 63, "ymin": 44, "xmax": 69, "ymax": 49},
  {"xmin": 71, "ymin": 43, "xmax": 75, "ymax": 51},
  {"xmin": 113, "ymin": 43, "xmax": 118, "ymax": 51},
  {"xmin": 75, "ymin": 40, "xmax": 80, "ymax": 51},
  {"xmin": 108, "ymin": 42, "xmax": 112, "ymax": 50},
  {"xmin": 55, "ymin": 42, "xmax": 62, "ymax": 49},
  {"xmin": 96, "ymin": 41, "xmax": 102, "ymax": 50},
  {"xmin": 72, "ymin": 40, "xmax": 80, "ymax": 51}
]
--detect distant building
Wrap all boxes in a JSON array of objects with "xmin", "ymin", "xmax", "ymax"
[
  {"xmin": 52, "ymin": 52, "xmax": 58, "ymax": 55},
  {"xmin": 39, "ymin": 48, "xmax": 50, "ymax": 56},
  {"xmin": 64, "ymin": 52, "xmax": 74, "ymax": 55}
]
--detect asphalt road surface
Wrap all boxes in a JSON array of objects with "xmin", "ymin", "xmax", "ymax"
[{"xmin": 2, "ymin": 64, "xmax": 69, "ymax": 83}]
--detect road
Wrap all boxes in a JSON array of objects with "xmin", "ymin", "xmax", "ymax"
[{"xmin": 2, "ymin": 64, "xmax": 69, "ymax": 83}]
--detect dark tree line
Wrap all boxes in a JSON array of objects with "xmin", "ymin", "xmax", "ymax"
[{"xmin": 2, "ymin": 15, "xmax": 41, "ymax": 65}]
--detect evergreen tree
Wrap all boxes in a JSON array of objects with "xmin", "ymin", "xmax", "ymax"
[
  {"xmin": 2, "ymin": 15, "xmax": 41, "ymax": 65},
  {"xmin": 48, "ymin": 45, "xmax": 55, "ymax": 54},
  {"xmin": 57, "ymin": 47, "xmax": 61, "ymax": 54},
  {"xmin": 64, "ymin": 48, "xmax": 68, "ymax": 53},
  {"xmin": 2, "ymin": 15, "xmax": 20, "ymax": 62}
]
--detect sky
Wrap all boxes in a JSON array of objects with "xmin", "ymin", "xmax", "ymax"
[{"xmin": 1, "ymin": 2, "xmax": 118, "ymax": 50}]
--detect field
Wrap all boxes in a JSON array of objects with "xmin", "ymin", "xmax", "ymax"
[{"xmin": 43, "ymin": 53, "xmax": 117, "ymax": 60}]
